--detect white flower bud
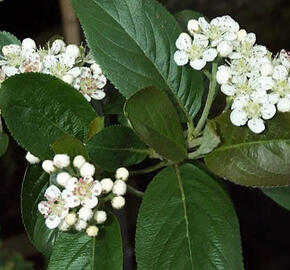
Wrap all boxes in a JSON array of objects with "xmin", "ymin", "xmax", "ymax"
[
  {"xmin": 78, "ymin": 207, "xmax": 93, "ymax": 221},
  {"xmin": 94, "ymin": 210, "xmax": 107, "ymax": 224},
  {"xmin": 53, "ymin": 154, "xmax": 70, "ymax": 168},
  {"xmin": 51, "ymin": 39, "xmax": 66, "ymax": 54},
  {"xmin": 115, "ymin": 167, "xmax": 129, "ymax": 181},
  {"xmin": 61, "ymin": 74, "xmax": 74, "ymax": 84},
  {"xmin": 112, "ymin": 180, "xmax": 127, "ymax": 196},
  {"xmin": 237, "ymin": 29, "xmax": 247, "ymax": 41},
  {"xmin": 65, "ymin": 212, "xmax": 77, "ymax": 226},
  {"xmin": 100, "ymin": 178, "xmax": 114, "ymax": 193},
  {"xmin": 58, "ymin": 220, "xmax": 70, "ymax": 231},
  {"xmin": 111, "ymin": 196, "xmax": 125, "ymax": 209},
  {"xmin": 277, "ymin": 98, "xmax": 290, "ymax": 112},
  {"xmin": 75, "ymin": 218, "xmax": 87, "ymax": 231},
  {"xmin": 42, "ymin": 160, "xmax": 56, "ymax": 174},
  {"xmin": 56, "ymin": 172, "xmax": 71, "ymax": 187},
  {"xmin": 65, "ymin": 45, "xmax": 80, "ymax": 58},
  {"xmin": 22, "ymin": 38, "xmax": 36, "ymax": 50},
  {"xmin": 216, "ymin": 66, "xmax": 231, "ymax": 85},
  {"xmin": 25, "ymin": 152, "xmax": 40, "ymax": 164},
  {"xmin": 260, "ymin": 62, "xmax": 273, "ymax": 76},
  {"xmin": 217, "ymin": 41, "xmax": 233, "ymax": 57},
  {"xmin": 73, "ymin": 155, "xmax": 86, "ymax": 169},
  {"xmin": 86, "ymin": 225, "xmax": 99, "ymax": 237},
  {"xmin": 187, "ymin": 19, "xmax": 200, "ymax": 35},
  {"xmin": 80, "ymin": 162, "xmax": 95, "ymax": 177}
]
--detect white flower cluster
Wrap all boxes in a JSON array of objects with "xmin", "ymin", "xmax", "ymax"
[
  {"xmin": 174, "ymin": 16, "xmax": 290, "ymax": 133},
  {"xmin": 0, "ymin": 38, "xmax": 107, "ymax": 102},
  {"xmin": 37, "ymin": 154, "xmax": 129, "ymax": 237}
]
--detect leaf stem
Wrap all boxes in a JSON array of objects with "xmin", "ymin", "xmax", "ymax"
[
  {"xmin": 127, "ymin": 185, "xmax": 144, "ymax": 198},
  {"xmin": 130, "ymin": 161, "xmax": 170, "ymax": 176},
  {"xmin": 194, "ymin": 62, "xmax": 218, "ymax": 136}
]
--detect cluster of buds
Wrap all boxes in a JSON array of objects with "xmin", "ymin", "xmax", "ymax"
[
  {"xmin": 0, "ymin": 38, "xmax": 107, "ymax": 102},
  {"xmin": 27, "ymin": 153, "xmax": 129, "ymax": 237},
  {"xmin": 174, "ymin": 15, "xmax": 290, "ymax": 133}
]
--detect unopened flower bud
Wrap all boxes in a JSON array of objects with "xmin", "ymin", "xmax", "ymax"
[
  {"xmin": 56, "ymin": 172, "xmax": 71, "ymax": 187},
  {"xmin": 53, "ymin": 154, "xmax": 70, "ymax": 168},
  {"xmin": 75, "ymin": 219, "xmax": 87, "ymax": 231},
  {"xmin": 58, "ymin": 220, "xmax": 70, "ymax": 231},
  {"xmin": 217, "ymin": 41, "xmax": 233, "ymax": 57},
  {"xmin": 25, "ymin": 152, "xmax": 40, "ymax": 164},
  {"xmin": 216, "ymin": 66, "xmax": 231, "ymax": 85},
  {"xmin": 112, "ymin": 180, "xmax": 127, "ymax": 196},
  {"xmin": 86, "ymin": 225, "xmax": 99, "ymax": 237},
  {"xmin": 237, "ymin": 29, "xmax": 247, "ymax": 41},
  {"xmin": 100, "ymin": 178, "xmax": 114, "ymax": 193},
  {"xmin": 111, "ymin": 196, "xmax": 125, "ymax": 209},
  {"xmin": 51, "ymin": 39, "xmax": 66, "ymax": 54},
  {"xmin": 187, "ymin": 19, "xmax": 200, "ymax": 35},
  {"xmin": 94, "ymin": 210, "xmax": 107, "ymax": 224},
  {"xmin": 277, "ymin": 98, "xmax": 290, "ymax": 112},
  {"xmin": 73, "ymin": 155, "xmax": 86, "ymax": 169},
  {"xmin": 65, "ymin": 45, "xmax": 80, "ymax": 58},
  {"xmin": 80, "ymin": 162, "xmax": 95, "ymax": 177},
  {"xmin": 42, "ymin": 160, "xmax": 56, "ymax": 174},
  {"xmin": 22, "ymin": 38, "xmax": 36, "ymax": 50},
  {"xmin": 115, "ymin": 167, "xmax": 129, "ymax": 181},
  {"xmin": 65, "ymin": 212, "xmax": 77, "ymax": 226},
  {"xmin": 78, "ymin": 207, "xmax": 93, "ymax": 221},
  {"xmin": 62, "ymin": 74, "xmax": 74, "ymax": 84}
]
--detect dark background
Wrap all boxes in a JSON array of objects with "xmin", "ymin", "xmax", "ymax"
[{"xmin": 0, "ymin": 0, "xmax": 290, "ymax": 269}]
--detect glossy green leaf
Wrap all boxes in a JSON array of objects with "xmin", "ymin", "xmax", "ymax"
[
  {"xmin": 87, "ymin": 117, "xmax": 104, "ymax": 141},
  {"xmin": 136, "ymin": 163, "xmax": 243, "ymax": 270},
  {"xmin": 48, "ymin": 214, "xmax": 123, "ymax": 270},
  {"xmin": 0, "ymin": 31, "xmax": 21, "ymax": 55},
  {"xmin": 71, "ymin": 0, "xmax": 204, "ymax": 122},
  {"xmin": 0, "ymin": 73, "xmax": 97, "ymax": 159},
  {"xmin": 175, "ymin": 10, "xmax": 204, "ymax": 31},
  {"xmin": 205, "ymin": 112, "xmax": 290, "ymax": 187},
  {"xmin": 87, "ymin": 125, "xmax": 148, "ymax": 171},
  {"xmin": 103, "ymin": 90, "xmax": 126, "ymax": 115},
  {"xmin": 262, "ymin": 186, "xmax": 290, "ymax": 211},
  {"xmin": 52, "ymin": 135, "xmax": 89, "ymax": 159},
  {"xmin": 124, "ymin": 87, "xmax": 187, "ymax": 162},
  {"xmin": 21, "ymin": 165, "xmax": 61, "ymax": 257},
  {"xmin": 0, "ymin": 132, "xmax": 9, "ymax": 156}
]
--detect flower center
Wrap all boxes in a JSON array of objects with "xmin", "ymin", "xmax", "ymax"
[
  {"xmin": 50, "ymin": 62, "xmax": 68, "ymax": 78},
  {"xmin": 272, "ymin": 80, "xmax": 290, "ymax": 97},
  {"xmin": 244, "ymin": 101, "xmax": 261, "ymax": 119},
  {"xmin": 187, "ymin": 44, "xmax": 203, "ymax": 60},
  {"xmin": 49, "ymin": 198, "xmax": 67, "ymax": 217},
  {"xmin": 80, "ymin": 77, "xmax": 98, "ymax": 95},
  {"xmin": 74, "ymin": 179, "xmax": 94, "ymax": 200}
]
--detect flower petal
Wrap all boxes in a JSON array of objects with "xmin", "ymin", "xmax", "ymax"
[
  {"xmin": 45, "ymin": 215, "xmax": 61, "ymax": 229},
  {"xmin": 82, "ymin": 196, "xmax": 98, "ymax": 209},
  {"xmin": 175, "ymin": 33, "xmax": 192, "ymax": 50},
  {"xmin": 92, "ymin": 181, "xmax": 102, "ymax": 196},
  {"xmin": 65, "ymin": 177, "xmax": 78, "ymax": 192},
  {"xmin": 173, "ymin": 50, "xmax": 188, "ymax": 66},
  {"xmin": 230, "ymin": 109, "xmax": 248, "ymax": 126},
  {"xmin": 44, "ymin": 185, "xmax": 61, "ymax": 201},
  {"xmin": 261, "ymin": 103, "xmax": 276, "ymax": 120},
  {"xmin": 91, "ymin": 90, "xmax": 106, "ymax": 100},
  {"xmin": 189, "ymin": 59, "xmax": 206, "ymax": 70},
  {"xmin": 202, "ymin": 48, "xmax": 217, "ymax": 62},
  {"xmin": 273, "ymin": 65, "xmax": 288, "ymax": 81},
  {"xmin": 247, "ymin": 118, "xmax": 265, "ymax": 133}
]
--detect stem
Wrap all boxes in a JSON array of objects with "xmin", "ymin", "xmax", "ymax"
[
  {"xmin": 127, "ymin": 185, "xmax": 144, "ymax": 198},
  {"xmin": 187, "ymin": 137, "xmax": 203, "ymax": 149},
  {"xmin": 203, "ymin": 69, "xmax": 212, "ymax": 80},
  {"xmin": 194, "ymin": 62, "xmax": 218, "ymax": 136},
  {"xmin": 130, "ymin": 161, "xmax": 170, "ymax": 176}
]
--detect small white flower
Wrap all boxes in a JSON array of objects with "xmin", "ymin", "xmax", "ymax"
[
  {"xmin": 94, "ymin": 210, "xmax": 107, "ymax": 224},
  {"xmin": 53, "ymin": 154, "xmax": 70, "ymax": 169},
  {"xmin": 2, "ymin": 44, "xmax": 21, "ymax": 57},
  {"xmin": 58, "ymin": 220, "xmax": 70, "ymax": 231},
  {"xmin": 112, "ymin": 180, "xmax": 127, "ymax": 196},
  {"xmin": 65, "ymin": 45, "xmax": 80, "ymax": 58},
  {"xmin": 279, "ymin": 49, "xmax": 290, "ymax": 70},
  {"xmin": 100, "ymin": 178, "xmax": 114, "ymax": 193},
  {"xmin": 111, "ymin": 196, "xmax": 125, "ymax": 209},
  {"xmin": 247, "ymin": 118, "xmax": 265, "ymax": 133},
  {"xmin": 78, "ymin": 207, "xmax": 93, "ymax": 221},
  {"xmin": 80, "ymin": 162, "xmax": 95, "ymax": 177},
  {"xmin": 25, "ymin": 152, "xmax": 40, "ymax": 164},
  {"xmin": 86, "ymin": 225, "xmax": 99, "ymax": 237},
  {"xmin": 22, "ymin": 38, "xmax": 36, "ymax": 51},
  {"xmin": 277, "ymin": 98, "xmax": 290, "ymax": 112},
  {"xmin": 217, "ymin": 41, "xmax": 233, "ymax": 57},
  {"xmin": 73, "ymin": 155, "xmax": 86, "ymax": 169},
  {"xmin": 75, "ymin": 218, "xmax": 87, "ymax": 231},
  {"xmin": 65, "ymin": 212, "xmax": 77, "ymax": 226},
  {"xmin": 216, "ymin": 65, "xmax": 232, "ymax": 85},
  {"xmin": 187, "ymin": 19, "xmax": 200, "ymax": 35},
  {"xmin": 115, "ymin": 167, "xmax": 129, "ymax": 181},
  {"xmin": 42, "ymin": 160, "xmax": 56, "ymax": 174},
  {"xmin": 273, "ymin": 65, "xmax": 288, "ymax": 81},
  {"xmin": 56, "ymin": 172, "xmax": 71, "ymax": 187},
  {"xmin": 51, "ymin": 39, "xmax": 66, "ymax": 55}
]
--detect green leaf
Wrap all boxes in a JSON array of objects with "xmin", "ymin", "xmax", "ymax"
[
  {"xmin": 51, "ymin": 135, "xmax": 89, "ymax": 159},
  {"xmin": 205, "ymin": 112, "xmax": 290, "ymax": 187},
  {"xmin": 124, "ymin": 87, "xmax": 187, "ymax": 162},
  {"xmin": 21, "ymin": 165, "xmax": 61, "ymax": 257},
  {"xmin": 262, "ymin": 186, "xmax": 290, "ymax": 211},
  {"xmin": 47, "ymin": 214, "xmax": 123, "ymax": 270},
  {"xmin": 71, "ymin": 0, "xmax": 204, "ymax": 122},
  {"xmin": 0, "ymin": 73, "xmax": 97, "ymax": 159},
  {"xmin": 0, "ymin": 132, "xmax": 9, "ymax": 156},
  {"xmin": 136, "ymin": 163, "xmax": 243, "ymax": 270},
  {"xmin": 175, "ymin": 10, "xmax": 204, "ymax": 31},
  {"xmin": 103, "ymin": 90, "xmax": 126, "ymax": 115},
  {"xmin": 87, "ymin": 117, "xmax": 104, "ymax": 141},
  {"xmin": 87, "ymin": 125, "xmax": 148, "ymax": 171},
  {"xmin": 0, "ymin": 31, "xmax": 21, "ymax": 55}
]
